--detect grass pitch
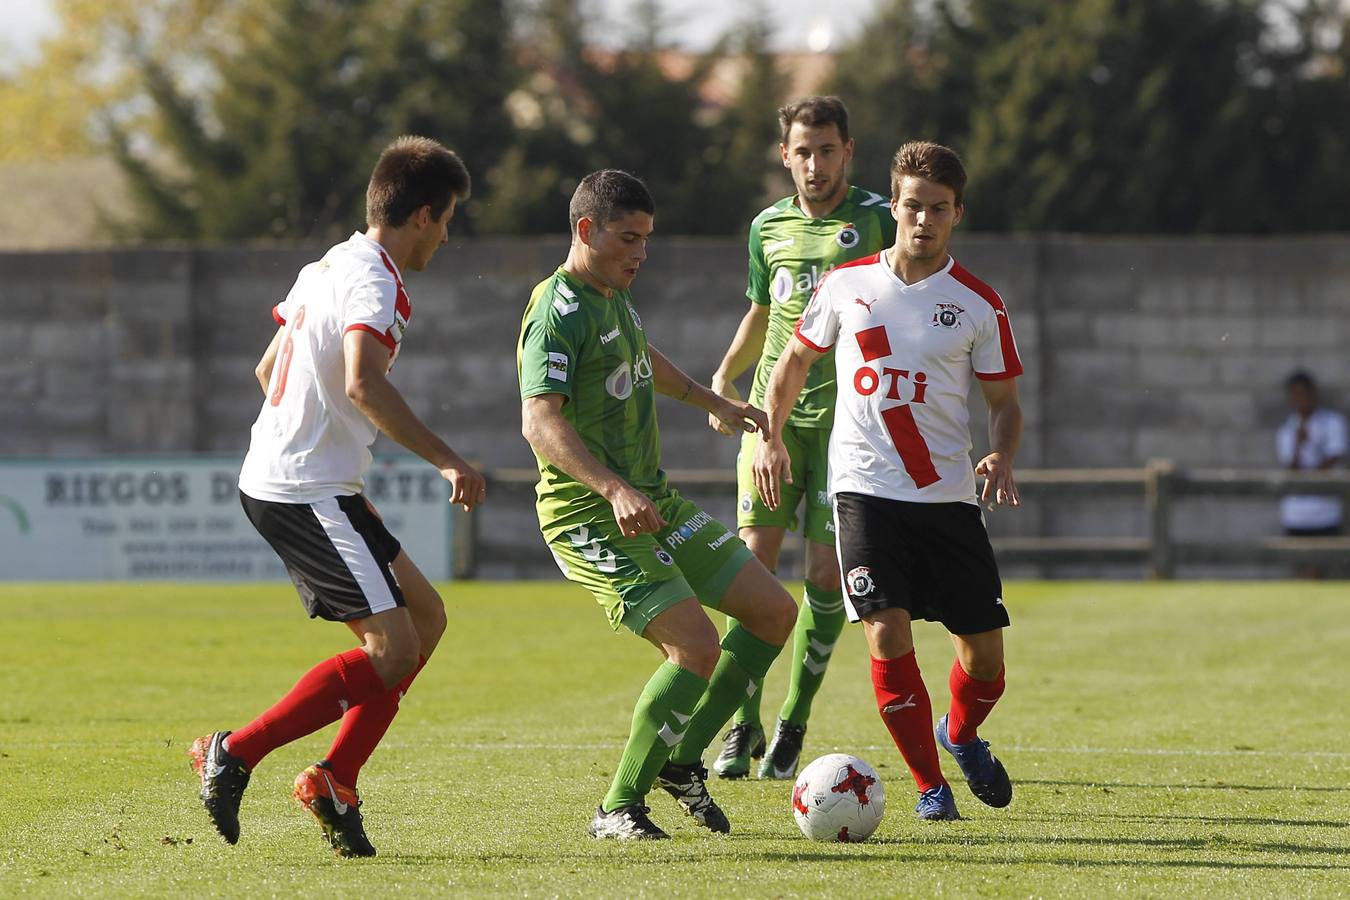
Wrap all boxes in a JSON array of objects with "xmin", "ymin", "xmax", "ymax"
[{"xmin": 1, "ymin": 580, "xmax": 1347, "ymax": 898}]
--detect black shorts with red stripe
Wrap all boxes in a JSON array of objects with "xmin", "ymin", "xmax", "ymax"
[
  {"xmin": 240, "ymin": 490, "xmax": 405, "ymax": 622},
  {"xmin": 834, "ymin": 491, "xmax": 1010, "ymax": 635}
]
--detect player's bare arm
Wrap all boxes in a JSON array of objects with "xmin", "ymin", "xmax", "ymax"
[
  {"xmin": 707, "ymin": 303, "xmax": 770, "ymax": 435},
  {"xmin": 520, "ymin": 393, "xmax": 665, "ymax": 536},
  {"xmin": 254, "ymin": 326, "xmax": 285, "ymax": 394},
  {"xmin": 976, "ymin": 378, "xmax": 1023, "ymax": 508},
  {"xmin": 343, "ymin": 329, "xmax": 486, "ymax": 510},
  {"xmin": 649, "ymin": 345, "xmax": 766, "ymax": 436},
  {"xmin": 752, "ymin": 338, "xmax": 822, "ymax": 511}
]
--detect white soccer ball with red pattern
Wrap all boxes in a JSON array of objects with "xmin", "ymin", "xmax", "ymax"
[{"xmin": 791, "ymin": 753, "xmax": 886, "ymax": 842}]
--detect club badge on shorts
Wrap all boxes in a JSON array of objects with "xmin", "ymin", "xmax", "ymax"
[{"xmin": 846, "ymin": 566, "xmax": 875, "ymax": 597}]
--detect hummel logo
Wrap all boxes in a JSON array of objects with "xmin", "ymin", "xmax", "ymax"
[
  {"xmin": 882, "ymin": 694, "xmax": 917, "ymax": 713},
  {"xmin": 855, "ymin": 297, "xmax": 877, "ymax": 313},
  {"xmin": 672, "ymin": 711, "xmax": 691, "ymax": 725},
  {"xmin": 764, "ymin": 237, "xmax": 795, "ymax": 253},
  {"xmin": 321, "ymin": 771, "xmax": 350, "ymax": 815}
]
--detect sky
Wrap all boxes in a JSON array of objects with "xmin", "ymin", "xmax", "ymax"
[{"xmin": 0, "ymin": 0, "xmax": 879, "ymax": 72}]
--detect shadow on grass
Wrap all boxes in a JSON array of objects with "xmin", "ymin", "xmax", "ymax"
[
  {"xmin": 1021, "ymin": 778, "xmax": 1349, "ymax": 793},
  {"xmin": 1018, "ymin": 810, "xmax": 1349, "ymax": 830}
]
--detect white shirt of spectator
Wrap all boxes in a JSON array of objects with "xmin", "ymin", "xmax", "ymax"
[
  {"xmin": 239, "ymin": 231, "xmax": 411, "ymax": 503},
  {"xmin": 795, "ymin": 253, "xmax": 1022, "ymax": 505},
  {"xmin": 1275, "ymin": 407, "xmax": 1348, "ymax": 530}
]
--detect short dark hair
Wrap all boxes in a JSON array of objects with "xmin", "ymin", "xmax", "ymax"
[
  {"xmin": 366, "ymin": 135, "xmax": 471, "ymax": 228},
  {"xmin": 778, "ymin": 95, "xmax": 850, "ymax": 145},
  {"xmin": 568, "ymin": 169, "xmax": 654, "ymax": 233},
  {"xmin": 1286, "ymin": 370, "xmax": 1316, "ymax": 391},
  {"xmin": 890, "ymin": 141, "xmax": 967, "ymax": 206}
]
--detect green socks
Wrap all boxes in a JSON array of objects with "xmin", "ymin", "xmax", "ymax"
[
  {"xmin": 669, "ymin": 624, "xmax": 781, "ymax": 766},
  {"xmin": 779, "ymin": 580, "xmax": 846, "ymax": 726},
  {"xmin": 602, "ymin": 661, "xmax": 708, "ymax": 812}
]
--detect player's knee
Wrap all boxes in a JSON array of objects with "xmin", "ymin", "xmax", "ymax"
[
  {"xmin": 670, "ymin": 638, "xmax": 720, "ymax": 679},
  {"xmin": 367, "ymin": 637, "xmax": 420, "ymax": 687},
  {"xmin": 750, "ymin": 587, "xmax": 797, "ymax": 645},
  {"xmin": 963, "ymin": 655, "xmax": 1004, "ymax": 682},
  {"xmin": 805, "ymin": 557, "xmax": 841, "ymax": 592}
]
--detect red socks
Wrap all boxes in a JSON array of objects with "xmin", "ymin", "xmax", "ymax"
[
  {"xmin": 226, "ymin": 647, "xmax": 386, "ymax": 770},
  {"xmin": 871, "ymin": 652, "xmax": 944, "ymax": 792},
  {"xmin": 325, "ymin": 655, "xmax": 427, "ymax": 787},
  {"xmin": 946, "ymin": 660, "xmax": 1005, "ymax": 744}
]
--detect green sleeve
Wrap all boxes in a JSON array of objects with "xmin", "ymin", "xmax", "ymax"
[
  {"xmin": 745, "ymin": 216, "xmax": 770, "ymax": 306},
  {"xmin": 519, "ymin": 299, "xmax": 583, "ymax": 402}
]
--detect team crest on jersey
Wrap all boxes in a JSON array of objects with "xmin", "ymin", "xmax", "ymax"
[
  {"xmin": 655, "ymin": 548, "xmax": 674, "ymax": 566},
  {"xmin": 931, "ymin": 302, "xmax": 965, "ymax": 329},
  {"xmin": 627, "ymin": 301, "xmax": 643, "ymax": 331},
  {"xmin": 846, "ymin": 566, "xmax": 875, "ymax": 598},
  {"xmin": 836, "ymin": 224, "xmax": 860, "ymax": 249}
]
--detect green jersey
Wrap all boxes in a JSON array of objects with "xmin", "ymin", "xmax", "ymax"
[
  {"xmin": 746, "ymin": 185, "xmax": 897, "ymax": 428},
  {"xmin": 517, "ymin": 267, "xmax": 666, "ymax": 534}
]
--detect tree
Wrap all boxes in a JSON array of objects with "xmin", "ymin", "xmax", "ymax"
[
  {"xmin": 831, "ymin": 0, "xmax": 1350, "ymax": 233},
  {"xmin": 108, "ymin": 0, "xmax": 516, "ymax": 241}
]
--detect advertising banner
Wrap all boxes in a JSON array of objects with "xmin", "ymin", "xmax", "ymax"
[{"xmin": 0, "ymin": 457, "xmax": 452, "ymax": 580}]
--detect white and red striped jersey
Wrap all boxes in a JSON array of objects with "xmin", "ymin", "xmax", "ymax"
[
  {"xmin": 795, "ymin": 253, "xmax": 1021, "ymax": 505},
  {"xmin": 239, "ymin": 231, "xmax": 412, "ymax": 503}
]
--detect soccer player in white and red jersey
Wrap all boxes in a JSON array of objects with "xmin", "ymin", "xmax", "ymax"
[
  {"xmin": 753, "ymin": 141, "xmax": 1023, "ymax": 822},
  {"xmin": 189, "ymin": 136, "xmax": 486, "ymax": 857}
]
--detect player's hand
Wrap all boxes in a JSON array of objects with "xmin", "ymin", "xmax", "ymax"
[
  {"xmin": 606, "ymin": 482, "xmax": 666, "ymax": 536},
  {"xmin": 712, "ymin": 397, "xmax": 767, "ymax": 437},
  {"xmin": 975, "ymin": 452, "xmax": 1020, "ymax": 509},
  {"xmin": 440, "ymin": 456, "xmax": 487, "ymax": 511},
  {"xmin": 707, "ymin": 379, "xmax": 742, "ymax": 436},
  {"xmin": 752, "ymin": 434, "xmax": 793, "ymax": 511}
]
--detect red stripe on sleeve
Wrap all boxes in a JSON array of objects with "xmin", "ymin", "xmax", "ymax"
[
  {"xmin": 794, "ymin": 325, "xmax": 833, "ymax": 353},
  {"xmin": 344, "ymin": 323, "xmax": 397, "ymax": 352},
  {"xmin": 949, "ymin": 261, "xmax": 1023, "ymax": 379},
  {"xmin": 272, "ymin": 305, "xmax": 286, "ymax": 326}
]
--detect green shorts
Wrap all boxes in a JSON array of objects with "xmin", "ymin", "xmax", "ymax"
[
  {"xmin": 545, "ymin": 487, "xmax": 755, "ymax": 635},
  {"xmin": 736, "ymin": 422, "xmax": 835, "ymax": 545}
]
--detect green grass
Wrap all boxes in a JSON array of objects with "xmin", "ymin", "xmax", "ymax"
[{"xmin": 1, "ymin": 581, "xmax": 1347, "ymax": 897}]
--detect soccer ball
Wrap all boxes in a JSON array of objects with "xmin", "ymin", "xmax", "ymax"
[{"xmin": 791, "ymin": 753, "xmax": 886, "ymax": 842}]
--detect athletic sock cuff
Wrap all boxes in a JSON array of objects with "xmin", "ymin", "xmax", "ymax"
[
  {"xmin": 335, "ymin": 647, "xmax": 387, "ymax": 702},
  {"xmin": 803, "ymin": 580, "xmax": 846, "ymax": 615},
  {"xmin": 721, "ymin": 624, "xmax": 781, "ymax": 680},
  {"xmin": 950, "ymin": 660, "xmax": 1005, "ymax": 692},
  {"xmin": 871, "ymin": 651, "xmax": 920, "ymax": 691}
]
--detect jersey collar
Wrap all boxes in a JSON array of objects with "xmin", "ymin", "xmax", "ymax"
[
  {"xmin": 878, "ymin": 251, "xmax": 955, "ymax": 290},
  {"xmin": 351, "ymin": 230, "xmax": 404, "ymax": 283},
  {"xmin": 791, "ymin": 184, "xmax": 856, "ymax": 220}
]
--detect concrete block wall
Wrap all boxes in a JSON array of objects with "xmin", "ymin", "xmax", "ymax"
[{"xmin": 3, "ymin": 235, "xmax": 1347, "ymax": 576}]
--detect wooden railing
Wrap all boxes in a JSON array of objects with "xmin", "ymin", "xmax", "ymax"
[{"xmin": 470, "ymin": 463, "xmax": 1350, "ymax": 579}]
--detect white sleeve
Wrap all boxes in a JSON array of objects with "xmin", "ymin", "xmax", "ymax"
[
  {"xmin": 795, "ymin": 275, "xmax": 839, "ymax": 352},
  {"xmin": 342, "ymin": 276, "xmax": 400, "ymax": 351},
  {"xmin": 1323, "ymin": 412, "xmax": 1349, "ymax": 459},
  {"xmin": 972, "ymin": 298, "xmax": 1023, "ymax": 380}
]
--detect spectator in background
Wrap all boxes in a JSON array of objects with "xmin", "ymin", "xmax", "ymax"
[{"xmin": 1276, "ymin": 371, "xmax": 1348, "ymax": 578}]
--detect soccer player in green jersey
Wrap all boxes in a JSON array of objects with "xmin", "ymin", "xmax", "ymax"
[
  {"xmin": 518, "ymin": 169, "xmax": 797, "ymax": 840},
  {"xmin": 708, "ymin": 96, "xmax": 897, "ymax": 779}
]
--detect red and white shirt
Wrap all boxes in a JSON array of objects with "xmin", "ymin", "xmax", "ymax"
[
  {"xmin": 239, "ymin": 231, "xmax": 412, "ymax": 503},
  {"xmin": 795, "ymin": 253, "xmax": 1022, "ymax": 505}
]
